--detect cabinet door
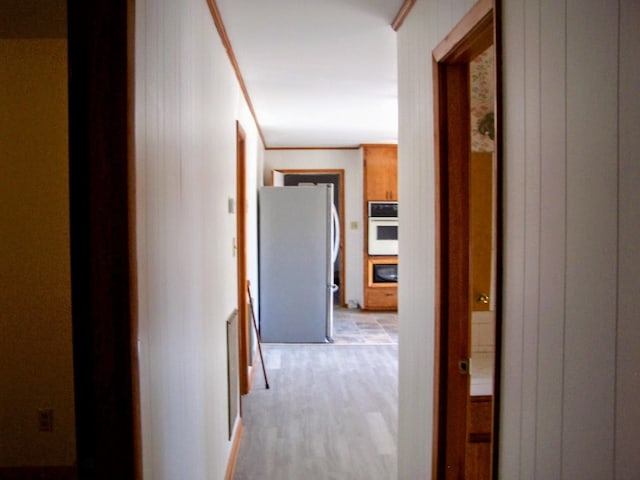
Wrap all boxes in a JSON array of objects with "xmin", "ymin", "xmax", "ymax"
[
  {"xmin": 364, "ymin": 287, "xmax": 398, "ymax": 310},
  {"xmin": 364, "ymin": 145, "xmax": 397, "ymax": 200}
]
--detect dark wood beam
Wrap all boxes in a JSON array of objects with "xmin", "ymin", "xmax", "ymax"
[{"xmin": 67, "ymin": 0, "xmax": 140, "ymax": 478}]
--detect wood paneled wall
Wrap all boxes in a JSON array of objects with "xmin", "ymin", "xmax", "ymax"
[
  {"xmin": 395, "ymin": 1, "xmax": 477, "ymax": 477},
  {"xmin": 500, "ymin": 0, "xmax": 639, "ymax": 478},
  {"xmin": 397, "ymin": 0, "xmax": 640, "ymax": 478},
  {"xmin": 135, "ymin": 0, "xmax": 261, "ymax": 477}
]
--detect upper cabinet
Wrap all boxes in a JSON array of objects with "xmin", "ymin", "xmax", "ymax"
[{"xmin": 363, "ymin": 144, "xmax": 398, "ymax": 201}]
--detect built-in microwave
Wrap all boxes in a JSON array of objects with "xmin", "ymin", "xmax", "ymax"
[
  {"xmin": 368, "ymin": 258, "xmax": 398, "ymax": 286},
  {"xmin": 368, "ymin": 202, "xmax": 398, "ymax": 256},
  {"xmin": 372, "ymin": 262, "xmax": 398, "ymax": 284}
]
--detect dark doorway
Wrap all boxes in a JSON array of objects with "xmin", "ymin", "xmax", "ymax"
[{"xmin": 284, "ymin": 173, "xmax": 341, "ymax": 304}]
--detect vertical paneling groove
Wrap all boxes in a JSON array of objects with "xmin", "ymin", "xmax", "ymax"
[
  {"xmin": 563, "ymin": 0, "xmax": 619, "ymax": 478},
  {"xmin": 521, "ymin": 0, "xmax": 541, "ymax": 476},
  {"xmin": 535, "ymin": 0, "xmax": 567, "ymax": 477},
  {"xmin": 498, "ymin": 0, "xmax": 526, "ymax": 477},
  {"xmin": 616, "ymin": 1, "xmax": 640, "ymax": 478}
]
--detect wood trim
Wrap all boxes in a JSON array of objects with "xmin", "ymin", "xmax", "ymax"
[
  {"xmin": 68, "ymin": 0, "xmax": 139, "ymax": 478},
  {"xmin": 490, "ymin": 2, "xmax": 503, "ymax": 477},
  {"xmin": 360, "ymin": 143, "xmax": 398, "ymax": 148},
  {"xmin": 442, "ymin": 63, "xmax": 472, "ymax": 479},
  {"xmin": 236, "ymin": 122, "xmax": 250, "ymax": 396},
  {"xmin": 431, "ymin": 55, "xmax": 445, "ymax": 480},
  {"xmin": 432, "ymin": 0, "xmax": 493, "ymax": 63},
  {"xmin": 224, "ymin": 419, "xmax": 244, "ymax": 480},
  {"xmin": 127, "ymin": 0, "xmax": 142, "ymax": 477},
  {"xmin": 206, "ymin": 0, "xmax": 267, "ymax": 148},
  {"xmin": 270, "ymin": 169, "xmax": 347, "ymax": 307},
  {"xmin": 266, "ymin": 146, "xmax": 360, "ymax": 151},
  {"xmin": 391, "ymin": 0, "xmax": 417, "ymax": 31}
]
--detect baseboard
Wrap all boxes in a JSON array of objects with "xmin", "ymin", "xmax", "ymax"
[
  {"xmin": 224, "ymin": 419, "xmax": 244, "ymax": 480},
  {"xmin": 0, "ymin": 466, "xmax": 76, "ymax": 480}
]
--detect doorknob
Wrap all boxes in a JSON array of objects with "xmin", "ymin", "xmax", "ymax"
[{"xmin": 476, "ymin": 293, "xmax": 490, "ymax": 304}]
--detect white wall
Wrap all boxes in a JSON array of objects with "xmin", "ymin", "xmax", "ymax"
[
  {"xmin": 264, "ymin": 149, "xmax": 364, "ymax": 306},
  {"xmin": 0, "ymin": 38, "xmax": 76, "ymax": 468},
  {"xmin": 135, "ymin": 0, "xmax": 261, "ymax": 477},
  {"xmin": 395, "ymin": 1, "xmax": 477, "ymax": 476},
  {"xmin": 397, "ymin": 0, "xmax": 640, "ymax": 478},
  {"xmin": 617, "ymin": 2, "xmax": 640, "ymax": 476}
]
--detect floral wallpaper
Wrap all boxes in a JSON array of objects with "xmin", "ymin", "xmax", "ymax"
[{"xmin": 470, "ymin": 46, "xmax": 494, "ymax": 152}]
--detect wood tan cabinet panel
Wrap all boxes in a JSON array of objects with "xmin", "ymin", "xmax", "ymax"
[
  {"xmin": 362, "ymin": 257, "xmax": 397, "ymax": 310},
  {"xmin": 470, "ymin": 151, "xmax": 493, "ymax": 312},
  {"xmin": 363, "ymin": 287, "xmax": 397, "ymax": 310},
  {"xmin": 465, "ymin": 395, "xmax": 493, "ymax": 479},
  {"xmin": 363, "ymin": 145, "xmax": 398, "ymax": 201}
]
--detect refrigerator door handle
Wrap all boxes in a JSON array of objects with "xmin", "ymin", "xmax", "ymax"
[{"xmin": 331, "ymin": 203, "xmax": 340, "ymax": 264}]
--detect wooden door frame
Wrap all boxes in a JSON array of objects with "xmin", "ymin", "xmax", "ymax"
[
  {"xmin": 68, "ymin": 0, "xmax": 141, "ymax": 478},
  {"xmin": 270, "ymin": 169, "xmax": 346, "ymax": 308},
  {"xmin": 236, "ymin": 122, "xmax": 251, "ymax": 396},
  {"xmin": 432, "ymin": 0, "xmax": 502, "ymax": 478}
]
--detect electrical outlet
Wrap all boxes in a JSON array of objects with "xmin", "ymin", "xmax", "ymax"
[{"xmin": 38, "ymin": 408, "xmax": 54, "ymax": 432}]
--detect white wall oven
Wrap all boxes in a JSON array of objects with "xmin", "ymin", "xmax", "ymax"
[{"xmin": 368, "ymin": 201, "xmax": 398, "ymax": 256}]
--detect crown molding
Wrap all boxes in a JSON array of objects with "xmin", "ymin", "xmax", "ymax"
[
  {"xmin": 391, "ymin": 0, "xmax": 416, "ymax": 31},
  {"xmin": 265, "ymin": 146, "xmax": 361, "ymax": 151},
  {"xmin": 206, "ymin": 0, "xmax": 267, "ymax": 148}
]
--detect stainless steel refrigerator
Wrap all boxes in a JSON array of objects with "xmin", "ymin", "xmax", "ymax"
[{"xmin": 258, "ymin": 185, "xmax": 339, "ymax": 343}]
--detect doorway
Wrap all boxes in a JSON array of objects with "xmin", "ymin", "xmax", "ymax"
[{"xmin": 432, "ymin": 0, "xmax": 501, "ymax": 478}]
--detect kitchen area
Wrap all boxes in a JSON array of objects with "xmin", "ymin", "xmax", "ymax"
[{"xmin": 257, "ymin": 144, "xmax": 399, "ymax": 343}]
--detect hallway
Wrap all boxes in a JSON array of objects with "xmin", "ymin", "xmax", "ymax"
[{"xmin": 234, "ymin": 318, "xmax": 398, "ymax": 479}]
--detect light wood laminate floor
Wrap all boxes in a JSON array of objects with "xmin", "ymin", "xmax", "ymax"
[{"xmin": 234, "ymin": 343, "xmax": 398, "ymax": 479}]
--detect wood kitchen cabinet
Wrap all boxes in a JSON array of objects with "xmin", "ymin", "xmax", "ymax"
[
  {"xmin": 364, "ymin": 286, "xmax": 397, "ymax": 310},
  {"xmin": 363, "ymin": 257, "xmax": 398, "ymax": 311},
  {"xmin": 362, "ymin": 144, "xmax": 398, "ymax": 311},
  {"xmin": 465, "ymin": 396, "xmax": 493, "ymax": 479},
  {"xmin": 363, "ymin": 144, "xmax": 397, "ymax": 201}
]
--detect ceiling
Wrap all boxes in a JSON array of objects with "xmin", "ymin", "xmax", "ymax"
[
  {"xmin": 1, "ymin": 0, "xmax": 404, "ymax": 148},
  {"xmin": 215, "ymin": 0, "xmax": 404, "ymax": 148}
]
